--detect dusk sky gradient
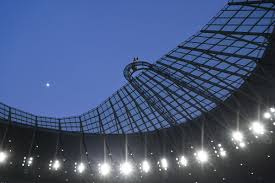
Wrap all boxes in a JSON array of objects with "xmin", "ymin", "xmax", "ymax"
[{"xmin": 0, "ymin": 0, "xmax": 227, "ymax": 117}]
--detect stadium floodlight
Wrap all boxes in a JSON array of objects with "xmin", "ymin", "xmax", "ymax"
[
  {"xmin": 232, "ymin": 131, "xmax": 247, "ymax": 148},
  {"xmin": 120, "ymin": 161, "xmax": 133, "ymax": 176},
  {"xmin": 141, "ymin": 160, "xmax": 150, "ymax": 173},
  {"xmin": 52, "ymin": 160, "xmax": 61, "ymax": 171},
  {"xmin": 220, "ymin": 149, "xmax": 227, "ymax": 157},
  {"xmin": 264, "ymin": 112, "xmax": 272, "ymax": 119},
  {"xmin": 27, "ymin": 157, "xmax": 33, "ymax": 167},
  {"xmin": 0, "ymin": 151, "xmax": 7, "ymax": 164},
  {"xmin": 195, "ymin": 150, "xmax": 209, "ymax": 164},
  {"xmin": 232, "ymin": 131, "xmax": 244, "ymax": 142},
  {"xmin": 160, "ymin": 158, "xmax": 168, "ymax": 170},
  {"xmin": 77, "ymin": 162, "xmax": 86, "ymax": 174},
  {"xmin": 179, "ymin": 156, "xmax": 188, "ymax": 167},
  {"xmin": 239, "ymin": 142, "xmax": 246, "ymax": 148},
  {"xmin": 249, "ymin": 121, "xmax": 265, "ymax": 136},
  {"xmin": 99, "ymin": 162, "xmax": 111, "ymax": 176}
]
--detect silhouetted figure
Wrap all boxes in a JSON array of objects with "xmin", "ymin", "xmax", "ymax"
[
  {"xmin": 133, "ymin": 57, "xmax": 139, "ymax": 63},
  {"xmin": 132, "ymin": 57, "xmax": 139, "ymax": 72}
]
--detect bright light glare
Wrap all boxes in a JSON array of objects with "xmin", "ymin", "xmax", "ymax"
[
  {"xmin": 99, "ymin": 163, "xmax": 111, "ymax": 176},
  {"xmin": 53, "ymin": 160, "xmax": 61, "ymax": 171},
  {"xmin": 120, "ymin": 162, "xmax": 133, "ymax": 176},
  {"xmin": 0, "ymin": 152, "xmax": 7, "ymax": 163},
  {"xmin": 77, "ymin": 162, "xmax": 86, "ymax": 174},
  {"xmin": 141, "ymin": 160, "xmax": 151, "ymax": 173},
  {"xmin": 179, "ymin": 156, "xmax": 188, "ymax": 167},
  {"xmin": 160, "ymin": 158, "xmax": 168, "ymax": 170},
  {"xmin": 239, "ymin": 142, "xmax": 246, "ymax": 148},
  {"xmin": 232, "ymin": 131, "xmax": 246, "ymax": 148},
  {"xmin": 264, "ymin": 112, "xmax": 272, "ymax": 119},
  {"xmin": 249, "ymin": 121, "xmax": 265, "ymax": 135},
  {"xmin": 270, "ymin": 108, "xmax": 275, "ymax": 113},
  {"xmin": 232, "ymin": 131, "xmax": 244, "ymax": 142},
  {"xmin": 220, "ymin": 150, "xmax": 227, "ymax": 157},
  {"xmin": 195, "ymin": 150, "xmax": 209, "ymax": 163},
  {"xmin": 27, "ymin": 157, "xmax": 33, "ymax": 166}
]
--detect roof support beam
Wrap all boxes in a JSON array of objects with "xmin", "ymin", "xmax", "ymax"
[
  {"xmin": 228, "ymin": 1, "xmax": 275, "ymax": 6},
  {"xmin": 245, "ymin": 4, "xmax": 275, "ymax": 11},
  {"xmin": 160, "ymin": 58, "xmax": 240, "ymax": 91},
  {"xmin": 179, "ymin": 46, "xmax": 273, "ymax": 82},
  {"xmin": 179, "ymin": 46, "xmax": 258, "ymax": 63},
  {"xmin": 117, "ymin": 90, "xmax": 143, "ymax": 133},
  {"xmin": 165, "ymin": 55, "xmax": 246, "ymax": 78},
  {"xmin": 115, "ymin": 93, "xmax": 135, "ymax": 133},
  {"xmin": 157, "ymin": 62, "xmax": 235, "ymax": 93},
  {"xmin": 149, "ymin": 65, "xmax": 220, "ymax": 105},
  {"xmin": 150, "ymin": 64, "xmax": 253, "ymax": 123},
  {"xmin": 128, "ymin": 78, "xmax": 178, "ymax": 127},
  {"xmin": 142, "ymin": 72, "xmax": 194, "ymax": 121},
  {"xmin": 162, "ymin": 56, "xmax": 266, "ymax": 107},
  {"xmin": 133, "ymin": 99, "xmax": 158, "ymax": 132},
  {"xmin": 135, "ymin": 77, "xmax": 188, "ymax": 123},
  {"xmin": 200, "ymin": 30, "xmax": 267, "ymax": 47},
  {"xmin": 123, "ymin": 87, "xmax": 165, "ymax": 130},
  {"xmin": 133, "ymin": 76, "xmax": 193, "ymax": 145},
  {"xmin": 96, "ymin": 108, "xmax": 106, "ymax": 135},
  {"xmin": 124, "ymin": 85, "xmax": 170, "ymax": 130},
  {"xmin": 163, "ymin": 54, "xmax": 273, "ymax": 96},
  {"xmin": 141, "ymin": 69, "xmax": 233, "ymax": 130},
  {"xmin": 108, "ymin": 99, "xmax": 125, "ymax": 134},
  {"xmin": 201, "ymin": 30, "xmax": 271, "ymax": 38},
  {"xmin": 123, "ymin": 86, "xmax": 182, "ymax": 149}
]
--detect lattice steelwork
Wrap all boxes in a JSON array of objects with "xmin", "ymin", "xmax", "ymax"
[{"xmin": 0, "ymin": 0, "xmax": 275, "ymax": 134}]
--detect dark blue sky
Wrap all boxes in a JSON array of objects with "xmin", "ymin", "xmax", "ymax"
[{"xmin": 0, "ymin": 0, "xmax": 227, "ymax": 117}]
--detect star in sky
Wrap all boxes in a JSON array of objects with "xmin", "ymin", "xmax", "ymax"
[{"xmin": 46, "ymin": 82, "xmax": 51, "ymax": 88}]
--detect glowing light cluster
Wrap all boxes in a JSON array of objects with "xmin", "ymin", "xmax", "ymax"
[
  {"xmin": 49, "ymin": 160, "xmax": 61, "ymax": 171},
  {"xmin": 3, "ymin": 106, "xmax": 275, "ymax": 179},
  {"xmin": 178, "ymin": 156, "xmax": 188, "ymax": 167},
  {"xmin": 232, "ymin": 131, "xmax": 244, "ymax": 142},
  {"xmin": 120, "ymin": 162, "xmax": 133, "ymax": 176},
  {"xmin": 249, "ymin": 121, "xmax": 265, "ymax": 137},
  {"xmin": 264, "ymin": 112, "xmax": 272, "ymax": 119},
  {"xmin": 53, "ymin": 160, "xmax": 61, "ymax": 170},
  {"xmin": 0, "ymin": 151, "xmax": 7, "ymax": 164},
  {"xmin": 264, "ymin": 108, "xmax": 275, "ymax": 119},
  {"xmin": 195, "ymin": 150, "xmax": 209, "ymax": 164},
  {"xmin": 141, "ymin": 160, "xmax": 151, "ymax": 173},
  {"xmin": 220, "ymin": 148, "xmax": 227, "ymax": 157},
  {"xmin": 214, "ymin": 144, "xmax": 227, "ymax": 158},
  {"xmin": 22, "ymin": 157, "xmax": 34, "ymax": 167},
  {"xmin": 74, "ymin": 162, "xmax": 86, "ymax": 174},
  {"xmin": 159, "ymin": 158, "xmax": 168, "ymax": 170},
  {"xmin": 232, "ymin": 131, "xmax": 246, "ymax": 149},
  {"xmin": 98, "ymin": 162, "xmax": 111, "ymax": 176}
]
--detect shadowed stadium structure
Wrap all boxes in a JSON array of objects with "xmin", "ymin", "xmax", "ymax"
[{"xmin": 1, "ymin": 0, "xmax": 275, "ymax": 182}]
